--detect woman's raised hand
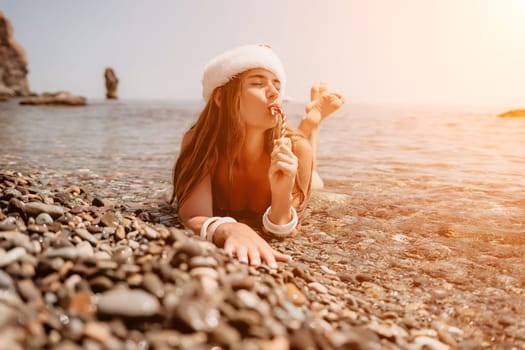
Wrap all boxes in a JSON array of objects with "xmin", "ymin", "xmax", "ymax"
[
  {"xmin": 213, "ymin": 221, "xmax": 291, "ymax": 267},
  {"xmin": 268, "ymin": 137, "xmax": 298, "ymax": 196}
]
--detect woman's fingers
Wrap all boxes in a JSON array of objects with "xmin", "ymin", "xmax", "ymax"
[
  {"xmin": 272, "ymin": 139, "xmax": 297, "ymax": 164},
  {"xmin": 260, "ymin": 249, "xmax": 278, "ymax": 269},
  {"xmin": 271, "ymin": 143, "xmax": 297, "ymax": 177},
  {"xmin": 273, "ymin": 248, "xmax": 292, "ymax": 262},
  {"xmin": 272, "ymin": 152, "xmax": 296, "ymax": 166},
  {"xmin": 271, "ymin": 150, "xmax": 295, "ymax": 164},
  {"xmin": 236, "ymin": 245, "xmax": 248, "ymax": 264},
  {"xmin": 223, "ymin": 240, "xmax": 235, "ymax": 257},
  {"xmin": 222, "ymin": 224, "xmax": 293, "ymax": 268},
  {"xmin": 247, "ymin": 248, "xmax": 261, "ymax": 266},
  {"xmin": 273, "ymin": 162, "xmax": 296, "ymax": 176}
]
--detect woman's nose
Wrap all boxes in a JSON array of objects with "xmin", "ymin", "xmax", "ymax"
[{"xmin": 266, "ymin": 84, "xmax": 279, "ymax": 100}]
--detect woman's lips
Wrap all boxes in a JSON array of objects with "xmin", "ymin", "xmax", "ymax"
[{"xmin": 269, "ymin": 104, "xmax": 283, "ymax": 117}]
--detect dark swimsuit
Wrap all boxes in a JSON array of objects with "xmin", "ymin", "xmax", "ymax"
[
  {"xmin": 211, "ymin": 165, "xmax": 267, "ymax": 232},
  {"xmin": 212, "ymin": 204, "xmax": 264, "ymax": 232}
]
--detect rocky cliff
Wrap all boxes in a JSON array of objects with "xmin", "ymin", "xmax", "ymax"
[{"xmin": 0, "ymin": 11, "xmax": 30, "ymax": 98}]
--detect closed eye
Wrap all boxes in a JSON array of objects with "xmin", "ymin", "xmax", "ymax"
[{"xmin": 246, "ymin": 74, "xmax": 280, "ymax": 91}]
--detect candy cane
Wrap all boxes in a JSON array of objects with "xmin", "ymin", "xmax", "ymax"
[{"xmin": 270, "ymin": 105, "xmax": 286, "ymax": 139}]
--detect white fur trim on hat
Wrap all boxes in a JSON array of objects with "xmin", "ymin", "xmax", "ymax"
[{"xmin": 202, "ymin": 44, "xmax": 286, "ymax": 101}]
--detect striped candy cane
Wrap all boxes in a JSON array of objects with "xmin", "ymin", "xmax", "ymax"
[{"xmin": 270, "ymin": 105, "xmax": 286, "ymax": 139}]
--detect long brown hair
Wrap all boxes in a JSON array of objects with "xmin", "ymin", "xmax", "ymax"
[
  {"xmin": 171, "ymin": 72, "xmax": 310, "ymax": 214},
  {"xmin": 171, "ymin": 74, "xmax": 244, "ymax": 206}
]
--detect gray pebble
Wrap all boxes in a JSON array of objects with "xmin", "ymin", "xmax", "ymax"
[
  {"xmin": 0, "ymin": 303, "xmax": 18, "ymax": 328},
  {"xmin": 190, "ymin": 267, "xmax": 219, "ymax": 280},
  {"xmin": 308, "ymin": 282, "xmax": 328, "ymax": 294},
  {"xmin": 3, "ymin": 188, "xmax": 22, "ymax": 200},
  {"xmin": 97, "ymin": 288, "xmax": 160, "ymax": 317},
  {"xmin": 0, "ymin": 247, "xmax": 27, "ymax": 267},
  {"xmin": 35, "ymin": 213, "xmax": 54, "ymax": 225},
  {"xmin": 74, "ymin": 228, "xmax": 98, "ymax": 246},
  {"xmin": 24, "ymin": 202, "xmax": 65, "ymax": 218},
  {"xmin": 0, "ymin": 231, "xmax": 36, "ymax": 253},
  {"xmin": 76, "ymin": 241, "xmax": 94, "ymax": 258},
  {"xmin": 43, "ymin": 247, "xmax": 78, "ymax": 260},
  {"xmin": 189, "ymin": 256, "xmax": 218, "ymax": 268},
  {"xmin": 0, "ymin": 270, "xmax": 16, "ymax": 291},
  {"xmin": 0, "ymin": 217, "xmax": 17, "ymax": 231}
]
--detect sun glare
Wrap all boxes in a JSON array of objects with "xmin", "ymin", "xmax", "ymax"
[{"xmin": 501, "ymin": 0, "xmax": 525, "ymax": 33}]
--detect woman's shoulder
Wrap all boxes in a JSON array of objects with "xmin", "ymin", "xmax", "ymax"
[{"xmin": 181, "ymin": 126, "xmax": 196, "ymax": 149}]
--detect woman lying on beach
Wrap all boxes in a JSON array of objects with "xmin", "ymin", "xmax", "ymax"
[{"xmin": 171, "ymin": 44, "xmax": 344, "ymax": 268}]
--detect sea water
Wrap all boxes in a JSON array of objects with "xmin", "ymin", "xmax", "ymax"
[{"xmin": 1, "ymin": 99, "xmax": 524, "ymax": 239}]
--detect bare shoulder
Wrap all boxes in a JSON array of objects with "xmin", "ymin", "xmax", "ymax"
[{"xmin": 181, "ymin": 127, "xmax": 196, "ymax": 149}]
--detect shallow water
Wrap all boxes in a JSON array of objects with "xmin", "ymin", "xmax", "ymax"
[{"xmin": 1, "ymin": 99, "xmax": 524, "ymax": 239}]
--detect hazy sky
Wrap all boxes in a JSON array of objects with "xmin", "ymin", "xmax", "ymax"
[{"xmin": 3, "ymin": 0, "xmax": 525, "ymax": 106}]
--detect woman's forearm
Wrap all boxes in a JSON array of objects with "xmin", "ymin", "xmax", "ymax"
[
  {"xmin": 269, "ymin": 192, "xmax": 294, "ymax": 224},
  {"xmin": 297, "ymin": 109, "xmax": 322, "ymax": 137},
  {"xmin": 182, "ymin": 215, "xmax": 209, "ymax": 236}
]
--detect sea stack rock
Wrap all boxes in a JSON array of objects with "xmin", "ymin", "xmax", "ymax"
[
  {"xmin": 104, "ymin": 67, "xmax": 118, "ymax": 99},
  {"xmin": 0, "ymin": 11, "xmax": 31, "ymax": 99}
]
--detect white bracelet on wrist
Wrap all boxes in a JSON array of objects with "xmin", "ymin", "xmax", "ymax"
[
  {"xmin": 200, "ymin": 216, "xmax": 220, "ymax": 240},
  {"xmin": 262, "ymin": 206, "xmax": 298, "ymax": 237},
  {"xmin": 200, "ymin": 216, "xmax": 237, "ymax": 243},
  {"xmin": 206, "ymin": 217, "xmax": 236, "ymax": 242}
]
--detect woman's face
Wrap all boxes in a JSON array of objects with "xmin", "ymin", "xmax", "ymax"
[{"xmin": 239, "ymin": 68, "xmax": 281, "ymax": 130}]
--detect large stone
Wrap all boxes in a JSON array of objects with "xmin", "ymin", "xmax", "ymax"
[
  {"xmin": 0, "ymin": 11, "xmax": 30, "ymax": 98},
  {"xmin": 97, "ymin": 288, "xmax": 160, "ymax": 317},
  {"xmin": 20, "ymin": 91, "xmax": 87, "ymax": 106},
  {"xmin": 23, "ymin": 201, "xmax": 65, "ymax": 218}
]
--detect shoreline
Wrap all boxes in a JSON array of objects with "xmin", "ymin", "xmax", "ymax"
[{"xmin": 0, "ymin": 168, "xmax": 524, "ymax": 349}]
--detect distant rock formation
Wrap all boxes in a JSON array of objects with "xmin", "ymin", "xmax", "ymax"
[
  {"xmin": 104, "ymin": 67, "xmax": 118, "ymax": 99},
  {"xmin": 20, "ymin": 91, "xmax": 87, "ymax": 106},
  {"xmin": 0, "ymin": 11, "xmax": 30, "ymax": 98},
  {"xmin": 499, "ymin": 109, "xmax": 525, "ymax": 118}
]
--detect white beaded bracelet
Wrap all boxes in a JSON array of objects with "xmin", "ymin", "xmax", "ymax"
[
  {"xmin": 206, "ymin": 217, "xmax": 236, "ymax": 242},
  {"xmin": 262, "ymin": 206, "xmax": 298, "ymax": 237}
]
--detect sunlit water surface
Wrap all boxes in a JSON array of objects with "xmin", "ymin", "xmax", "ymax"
[{"xmin": 1, "ymin": 99, "xmax": 524, "ymax": 239}]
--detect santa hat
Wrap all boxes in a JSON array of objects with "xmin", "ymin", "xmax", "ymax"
[{"xmin": 202, "ymin": 44, "xmax": 286, "ymax": 102}]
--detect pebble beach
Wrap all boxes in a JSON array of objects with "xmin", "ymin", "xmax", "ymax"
[{"xmin": 0, "ymin": 166, "xmax": 524, "ymax": 349}]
